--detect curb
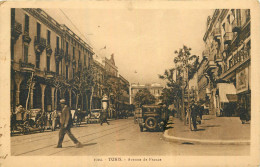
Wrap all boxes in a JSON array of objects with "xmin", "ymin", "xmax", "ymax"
[{"xmin": 163, "ymin": 129, "xmax": 250, "ymax": 145}]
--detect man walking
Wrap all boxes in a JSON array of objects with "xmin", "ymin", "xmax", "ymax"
[
  {"xmin": 190, "ymin": 100, "xmax": 199, "ymax": 131},
  {"xmin": 57, "ymin": 99, "xmax": 82, "ymax": 148},
  {"xmin": 100, "ymin": 109, "xmax": 109, "ymax": 126}
]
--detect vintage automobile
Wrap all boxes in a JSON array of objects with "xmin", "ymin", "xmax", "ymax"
[
  {"xmin": 137, "ymin": 105, "xmax": 169, "ymax": 132},
  {"xmin": 86, "ymin": 109, "xmax": 102, "ymax": 124}
]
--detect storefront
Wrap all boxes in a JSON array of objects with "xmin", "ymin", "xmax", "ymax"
[
  {"xmin": 236, "ymin": 63, "xmax": 251, "ymax": 118},
  {"xmin": 215, "ymin": 83, "xmax": 237, "ymax": 116}
]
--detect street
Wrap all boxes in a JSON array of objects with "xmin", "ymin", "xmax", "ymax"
[{"xmin": 11, "ymin": 117, "xmax": 249, "ymax": 156}]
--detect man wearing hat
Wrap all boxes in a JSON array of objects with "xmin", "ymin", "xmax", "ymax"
[
  {"xmin": 57, "ymin": 99, "xmax": 82, "ymax": 148},
  {"xmin": 190, "ymin": 100, "xmax": 199, "ymax": 131}
]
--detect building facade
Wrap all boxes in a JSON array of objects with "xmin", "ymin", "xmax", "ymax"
[
  {"xmin": 202, "ymin": 9, "xmax": 250, "ymax": 116},
  {"xmin": 130, "ymin": 83, "xmax": 163, "ymax": 105},
  {"xmin": 11, "ymin": 8, "xmax": 94, "ymax": 113}
]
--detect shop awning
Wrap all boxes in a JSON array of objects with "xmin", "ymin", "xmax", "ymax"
[
  {"xmin": 217, "ymin": 83, "xmax": 237, "ymax": 103},
  {"xmin": 226, "ymin": 94, "xmax": 238, "ymax": 102}
]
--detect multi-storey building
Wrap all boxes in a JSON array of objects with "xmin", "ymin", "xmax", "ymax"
[
  {"xmin": 11, "ymin": 8, "xmax": 94, "ymax": 113},
  {"xmin": 104, "ymin": 54, "xmax": 118, "ymax": 77},
  {"xmin": 130, "ymin": 83, "xmax": 163, "ymax": 105},
  {"xmin": 202, "ymin": 9, "xmax": 250, "ymax": 116}
]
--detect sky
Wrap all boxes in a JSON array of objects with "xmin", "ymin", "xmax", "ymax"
[{"xmin": 44, "ymin": 8, "xmax": 214, "ymax": 86}]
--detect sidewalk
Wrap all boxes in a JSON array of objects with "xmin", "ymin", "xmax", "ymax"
[{"xmin": 163, "ymin": 115, "xmax": 250, "ymax": 145}]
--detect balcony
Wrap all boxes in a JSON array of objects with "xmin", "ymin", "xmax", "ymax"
[
  {"xmin": 72, "ymin": 58, "xmax": 76, "ymax": 67},
  {"xmin": 46, "ymin": 44, "xmax": 53, "ymax": 55},
  {"xmin": 11, "ymin": 21, "xmax": 22, "ymax": 42},
  {"xmin": 205, "ymin": 60, "xmax": 217, "ymax": 72},
  {"xmin": 45, "ymin": 70, "xmax": 56, "ymax": 78},
  {"xmin": 223, "ymin": 32, "xmax": 233, "ymax": 45},
  {"xmin": 215, "ymin": 53, "xmax": 223, "ymax": 62},
  {"xmin": 64, "ymin": 53, "xmax": 71, "ymax": 64},
  {"xmin": 22, "ymin": 31, "xmax": 31, "ymax": 44},
  {"xmin": 202, "ymin": 50, "xmax": 209, "ymax": 58},
  {"xmin": 213, "ymin": 28, "xmax": 221, "ymax": 42},
  {"xmin": 34, "ymin": 36, "xmax": 47, "ymax": 54},
  {"xmin": 232, "ymin": 19, "xmax": 241, "ymax": 32},
  {"xmin": 55, "ymin": 48, "xmax": 64, "ymax": 62},
  {"xmin": 78, "ymin": 62, "xmax": 82, "ymax": 70},
  {"xmin": 19, "ymin": 60, "xmax": 35, "ymax": 72}
]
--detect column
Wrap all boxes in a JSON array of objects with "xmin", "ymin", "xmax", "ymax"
[
  {"xmin": 29, "ymin": 82, "xmax": 35, "ymax": 109},
  {"xmin": 51, "ymin": 87, "xmax": 55, "ymax": 110},
  {"xmin": 69, "ymin": 89, "xmax": 72, "ymax": 107},
  {"xmin": 40, "ymin": 84, "xmax": 46, "ymax": 112},
  {"xmin": 14, "ymin": 73, "xmax": 24, "ymax": 105}
]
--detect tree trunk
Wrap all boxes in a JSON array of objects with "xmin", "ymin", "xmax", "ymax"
[
  {"xmin": 76, "ymin": 94, "xmax": 79, "ymax": 109},
  {"xmin": 90, "ymin": 87, "xmax": 94, "ymax": 112}
]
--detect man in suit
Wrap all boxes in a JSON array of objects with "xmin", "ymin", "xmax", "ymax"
[
  {"xmin": 190, "ymin": 100, "xmax": 199, "ymax": 131},
  {"xmin": 57, "ymin": 99, "xmax": 82, "ymax": 148}
]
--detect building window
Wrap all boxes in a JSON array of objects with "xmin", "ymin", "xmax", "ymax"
[
  {"xmin": 24, "ymin": 44, "xmax": 28, "ymax": 63},
  {"xmin": 25, "ymin": 14, "xmax": 29, "ymax": 33},
  {"xmin": 66, "ymin": 42, "xmax": 68, "ymax": 55},
  {"xmin": 73, "ymin": 47, "xmax": 75, "ymax": 59},
  {"xmin": 11, "ymin": 9, "xmax": 15, "ymax": 60},
  {"xmin": 66, "ymin": 65, "xmax": 68, "ymax": 79},
  {"xmin": 36, "ymin": 22, "xmax": 41, "ymax": 39},
  {"xmin": 47, "ymin": 56, "xmax": 50, "ymax": 71},
  {"xmin": 36, "ymin": 53, "xmax": 40, "ymax": 68},
  {"xmin": 84, "ymin": 54, "xmax": 86, "ymax": 66},
  {"xmin": 56, "ymin": 62, "xmax": 59, "ymax": 75},
  {"xmin": 56, "ymin": 36, "xmax": 60, "ymax": 49},
  {"xmin": 47, "ymin": 30, "xmax": 51, "ymax": 45}
]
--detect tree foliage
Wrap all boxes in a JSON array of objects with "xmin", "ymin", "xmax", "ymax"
[
  {"xmin": 134, "ymin": 88, "xmax": 156, "ymax": 107},
  {"xmin": 158, "ymin": 45, "xmax": 199, "ymax": 106}
]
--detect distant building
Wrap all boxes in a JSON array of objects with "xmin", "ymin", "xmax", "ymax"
[{"xmin": 130, "ymin": 83, "xmax": 163, "ymax": 105}]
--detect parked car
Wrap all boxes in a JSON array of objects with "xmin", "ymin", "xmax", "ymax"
[
  {"xmin": 138, "ymin": 105, "xmax": 169, "ymax": 132},
  {"xmin": 86, "ymin": 109, "xmax": 102, "ymax": 124}
]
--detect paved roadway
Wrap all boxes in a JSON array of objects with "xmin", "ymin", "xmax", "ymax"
[{"xmin": 11, "ymin": 117, "xmax": 250, "ymax": 156}]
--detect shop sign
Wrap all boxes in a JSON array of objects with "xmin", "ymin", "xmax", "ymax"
[{"xmin": 236, "ymin": 66, "xmax": 248, "ymax": 94}]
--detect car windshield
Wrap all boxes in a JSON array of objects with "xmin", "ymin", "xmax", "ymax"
[
  {"xmin": 142, "ymin": 107, "xmax": 161, "ymax": 113},
  {"xmin": 91, "ymin": 110, "xmax": 101, "ymax": 113}
]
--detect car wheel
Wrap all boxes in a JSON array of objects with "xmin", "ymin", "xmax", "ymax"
[
  {"xmin": 145, "ymin": 117, "xmax": 157, "ymax": 130},
  {"xmin": 140, "ymin": 126, "xmax": 143, "ymax": 132}
]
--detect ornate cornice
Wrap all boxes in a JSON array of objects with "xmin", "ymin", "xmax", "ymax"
[{"xmin": 23, "ymin": 8, "xmax": 63, "ymax": 36}]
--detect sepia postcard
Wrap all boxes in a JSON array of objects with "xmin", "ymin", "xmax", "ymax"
[{"xmin": 0, "ymin": 0, "xmax": 259, "ymax": 166}]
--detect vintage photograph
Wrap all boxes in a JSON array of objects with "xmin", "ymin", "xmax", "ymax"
[{"xmin": 9, "ymin": 7, "xmax": 252, "ymax": 157}]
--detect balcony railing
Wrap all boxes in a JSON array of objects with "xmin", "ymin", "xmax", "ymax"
[
  {"xmin": 22, "ymin": 31, "xmax": 31, "ymax": 43},
  {"xmin": 45, "ymin": 70, "xmax": 56, "ymax": 78},
  {"xmin": 202, "ymin": 50, "xmax": 209, "ymax": 58},
  {"xmin": 64, "ymin": 53, "xmax": 71, "ymax": 64},
  {"xmin": 232, "ymin": 19, "xmax": 241, "ymax": 32},
  {"xmin": 19, "ymin": 60, "xmax": 35, "ymax": 72},
  {"xmin": 55, "ymin": 48, "xmax": 64, "ymax": 62},
  {"xmin": 46, "ymin": 44, "xmax": 53, "ymax": 55},
  {"xmin": 34, "ymin": 36, "xmax": 47, "ymax": 54},
  {"xmin": 205, "ymin": 60, "xmax": 217, "ymax": 72},
  {"xmin": 11, "ymin": 21, "xmax": 22, "ymax": 41},
  {"xmin": 223, "ymin": 32, "xmax": 233, "ymax": 44},
  {"xmin": 213, "ymin": 28, "xmax": 221, "ymax": 41},
  {"xmin": 215, "ymin": 53, "xmax": 222, "ymax": 62}
]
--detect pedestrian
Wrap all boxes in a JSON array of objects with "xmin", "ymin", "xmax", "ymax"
[
  {"xmin": 238, "ymin": 104, "xmax": 249, "ymax": 124},
  {"xmin": 100, "ymin": 109, "xmax": 109, "ymax": 126},
  {"xmin": 15, "ymin": 104, "xmax": 25, "ymax": 125},
  {"xmin": 190, "ymin": 100, "xmax": 199, "ymax": 131},
  {"xmin": 57, "ymin": 99, "xmax": 82, "ymax": 148}
]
